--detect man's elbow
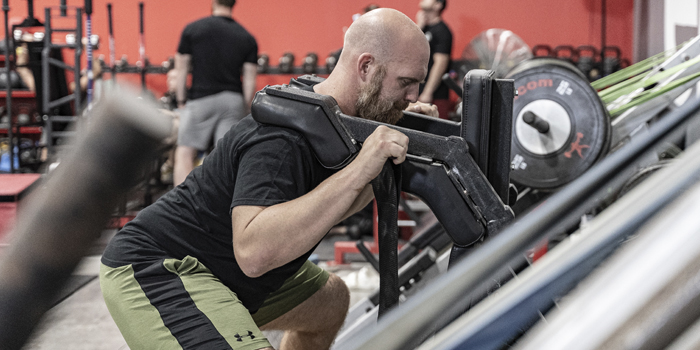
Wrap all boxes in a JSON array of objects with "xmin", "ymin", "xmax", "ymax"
[{"xmin": 234, "ymin": 246, "xmax": 272, "ymax": 278}]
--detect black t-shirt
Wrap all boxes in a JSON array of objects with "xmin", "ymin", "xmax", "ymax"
[
  {"xmin": 177, "ymin": 16, "xmax": 258, "ymax": 100},
  {"xmin": 102, "ymin": 106, "xmax": 336, "ymax": 312},
  {"xmin": 420, "ymin": 21, "xmax": 453, "ymax": 100}
]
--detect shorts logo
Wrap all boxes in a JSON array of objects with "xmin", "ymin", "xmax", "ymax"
[{"xmin": 234, "ymin": 331, "xmax": 256, "ymax": 342}]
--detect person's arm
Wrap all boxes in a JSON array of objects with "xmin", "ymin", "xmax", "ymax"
[
  {"xmin": 174, "ymin": 53, "xmax": 191, "ymax": 109},
  {"xmin": 232, "ymin": 125, "xmax": 407, "ymax": 278},
  {"xmin": 242, "ymin": 62, "xmax": 257, "ymax": 113},
  {"xmin": 418, "ymin": 53, "xmax": 449, "ymax": 103},
  {"xmin": 415, "ymin": 10, "xmax": 426, "ymax": 29},
  {"xmin": 15, "ymin": 44, "xmax": 35, "ymax": 91}
]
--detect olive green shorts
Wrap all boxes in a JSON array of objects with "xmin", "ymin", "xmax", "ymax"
[{"xmin": 100, "ymin": 256, "xmax": 328, "ymax": 350}]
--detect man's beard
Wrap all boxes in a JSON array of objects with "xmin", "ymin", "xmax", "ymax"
[{"xmin": 355, "ymin": 66, "xmax": 409, "ymax": 124}]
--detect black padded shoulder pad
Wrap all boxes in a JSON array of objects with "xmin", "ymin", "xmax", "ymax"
[
  {"xmin": 462, "ymin": 69, "xmax": 495, "ymax": 175},
  {"xmin": 251, "ymin": 85, "xmax": 359, "ymax": 169}
]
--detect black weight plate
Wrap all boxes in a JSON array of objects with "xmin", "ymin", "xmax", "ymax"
[{"xmin": 506, "ymin": 58, "xmax": 611, "ymax": 190}]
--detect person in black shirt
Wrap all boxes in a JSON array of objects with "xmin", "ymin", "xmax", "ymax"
[
  {"xmin": 416, "ymin": 0, "xmax": 453, "ymax": 119},
  {"xmin": 100, "ymin": 8, "xmax": 436, "ymax": 350},
  {"xmin": 173, "ymin": 0, "xmax": 258, "ymax": 186}
]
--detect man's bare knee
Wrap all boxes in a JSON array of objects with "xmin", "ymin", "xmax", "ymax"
[{"xmin": 323, "ymin": 274, "xmax": 350, "ymax": 327}]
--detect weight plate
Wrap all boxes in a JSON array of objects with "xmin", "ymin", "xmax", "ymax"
[{"xmin": 507, "ymin": 58, "xmax": 611, "ymax": 190}]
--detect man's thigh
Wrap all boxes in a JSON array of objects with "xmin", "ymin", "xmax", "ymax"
[
  {"xmin": 178, "ymin": 97, "xmax": 218, "ymax": 150},
  {"xmin": 100, "ymin": 256, "xmax": 272, "ymax": 350},
  {"xmin": 212, "ymin": 91, "xmax": 246, "ymax": 142}
]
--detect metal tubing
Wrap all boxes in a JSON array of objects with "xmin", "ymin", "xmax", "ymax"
[
  {"xmin": 0, "ymin": 91, "xmax": 171, "ymax": 350},
  {"xmin": 74, "ymin": 8, "xmax": 82, "ymax": 116},
  {"xmin": 107, "ymin": 3, "xmax": 115, "ymax": 80},
  {"xmin": 138, "ymin": 2, "xmax": 146, "ymax": 91},
  {"xmin": 516, "ymin": 172, "xmax": 700, "ymax": 349},
  {"xmin": 3, "ymin": 0, "xmax": 12, "ymax": 173},
  {"xmin": 420, "ymin": 133, "xmax": 700, "ymax": 350},
  {"xmin": 85, "ymin": 0, "xmax": 93, "ymax": 108},
  {"xmin": 342, "ymin": 80, "xmax": 700, "ymax": 350},
  {"xmin": 42, "ymin": 8, "xmax": 51, "ymax": 153}
]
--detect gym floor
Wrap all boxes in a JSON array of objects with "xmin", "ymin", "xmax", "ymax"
[{"xmin": 17, "ymin": 230, "xmax": 379, "ymax": 350}]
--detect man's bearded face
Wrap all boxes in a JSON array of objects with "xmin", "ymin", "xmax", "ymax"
[{"xmin": 355, "ymin": 65, "xmax": 409, "ymax": 124}]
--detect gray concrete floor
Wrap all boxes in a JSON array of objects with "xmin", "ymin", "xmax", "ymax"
[{"xmin": 20, "ymin": 238, "xmax": 379, "ymax": 350}]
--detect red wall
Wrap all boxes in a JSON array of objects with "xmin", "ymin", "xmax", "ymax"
[{"xmin": 4, "ymin": 0, "xmax": 634, "ymax": 97}]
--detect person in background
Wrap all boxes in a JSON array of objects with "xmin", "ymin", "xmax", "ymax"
[
  {"xmin": 416, "ymin": 0, "xmax": 453, "ymax": 119},
  {"xmin": 173, "ymin": 0, "xmax": 257, "ymax": 186}
]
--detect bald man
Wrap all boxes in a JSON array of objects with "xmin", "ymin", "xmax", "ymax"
[{"xmin": 100, "ymin": 8, "xmax": 431, "ymax": 350}]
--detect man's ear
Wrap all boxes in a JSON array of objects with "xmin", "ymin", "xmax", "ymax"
[{"xmin": 357, "ymin": 53, "xmax": 374, "ymax": 81}]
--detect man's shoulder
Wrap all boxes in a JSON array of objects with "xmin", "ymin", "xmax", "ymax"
[
  {"xmin": 185, "ymin": 16, "xmax": 235, "ymax": 30},
  {"xmin": 229, "ymin": 20, "xmax": 257, "ymax": 42},
  {"xmin": 185, "ymin": 16, "xmax": 214, "ymax": 28},
  {"xmin": 433, "ymin": 20, "xmax": 453, "ymax": 35}
]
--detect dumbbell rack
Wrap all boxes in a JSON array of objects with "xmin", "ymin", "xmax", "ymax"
[{"xmin": 41, "ymin": 5, "xmax": 84, "ymax": 156}]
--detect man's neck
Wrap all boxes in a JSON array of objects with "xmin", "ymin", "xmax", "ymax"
[
  {"xmin": 212, "ymin": 6, "xmax": 233, "ymax": 17},
  {"xmin": 313, "ymin": 69, "xmax": 358, "ymax": 117},
  {"xmin": 423, "ymin": 11, "xmax": 442, "ymax": 26}
]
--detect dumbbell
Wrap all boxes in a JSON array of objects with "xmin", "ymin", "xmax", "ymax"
[
  {"xmin": 278, "ymin": 52, "xmax": 295, "ymax": 74},
  {"xmin": 326, "ymin": 50, "xmax": 340, "ymax": 73},
  {"xmin": 553, "ymin": 45, "xmax": 579, "ymax": 65},
  {"xmin": 603, "ymin": 46, "xmax": 622, "ymax": 77},
  {"xmin": 0, "ymin": 71, "xmax": 23, "ymax": 89},
  {"xmin": 302, "ymin": 52, "xmax": 318, "ymax": 74},
  {"xmin": 257, "ymin": 53, "xmax": 269, "ymax": 74},
  {"xmin": 117, "ymin": 55, "xmax": 128, "ymax": 68},
  {"xmin": 532, "ymin": 44, "xmax": 553, "ymax": 57},
  {"xmin": 18, "ymin": 113, "xmax": 31, "ymax": 125},
  {"xmin": 577, "ymin": 45, "xmax": 601, "ymax": 81}
]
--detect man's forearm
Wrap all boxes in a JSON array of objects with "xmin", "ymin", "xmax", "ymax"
[
  {"xmin": 233, "ymin": 163, "xmax": 369, "ymax": 277},
  {"xmin": 422, "ymin": 68, "xmax": 442, "ymax": 98},
  {"xmin": 175, "ymin": 71, "xmax": 187, "ymax": 106},
  {"xmin": 420, "ymin": 53, "xmax": 450, "ymax": 102},
  {"xmin": 233, "ymin": 125, "xmax": 408, "ymax": 277},
  {"xmin": 174, "ymin": 54, "xmax": 190, "ymax": 107},
  {"xmin": 242, "ymin": 63, "xmax": 257, "ymax": 112}
]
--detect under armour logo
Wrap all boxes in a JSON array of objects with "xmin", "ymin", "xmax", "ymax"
[{"xmin": 234, "ymin": 331, "xmax": 256, "ymax": 342}]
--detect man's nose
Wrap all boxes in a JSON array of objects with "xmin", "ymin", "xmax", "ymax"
[{"xmin": 405, "ymin": 84, "xmax": 420, "ymax": 103}]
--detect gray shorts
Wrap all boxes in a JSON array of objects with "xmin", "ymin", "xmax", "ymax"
[{"xmin": 178, "ymin": 91, "xmax": 246, "ymax": 151}]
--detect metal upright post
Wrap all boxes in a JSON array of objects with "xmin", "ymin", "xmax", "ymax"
[
  {"xmin": 42, "ymin": 6, "xmax": 83, "ymax": 154},
  {"xmin": 42, "ymin": 7, "xmax": 52, "ymax": 155},
  {"xmin": 74, "ymin": 8, "xmax": 83, "ymax": 116},
  {"xmin": 601, "ymin": 0, "xmax": 607, "ymax": 66},
  {"xmin": 85, "ymin": 0, "xmax": 93, "ymax": 109},
  {"xmin": 3, "ymin": 0, "xmax": 13, "ymax": 173}
]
